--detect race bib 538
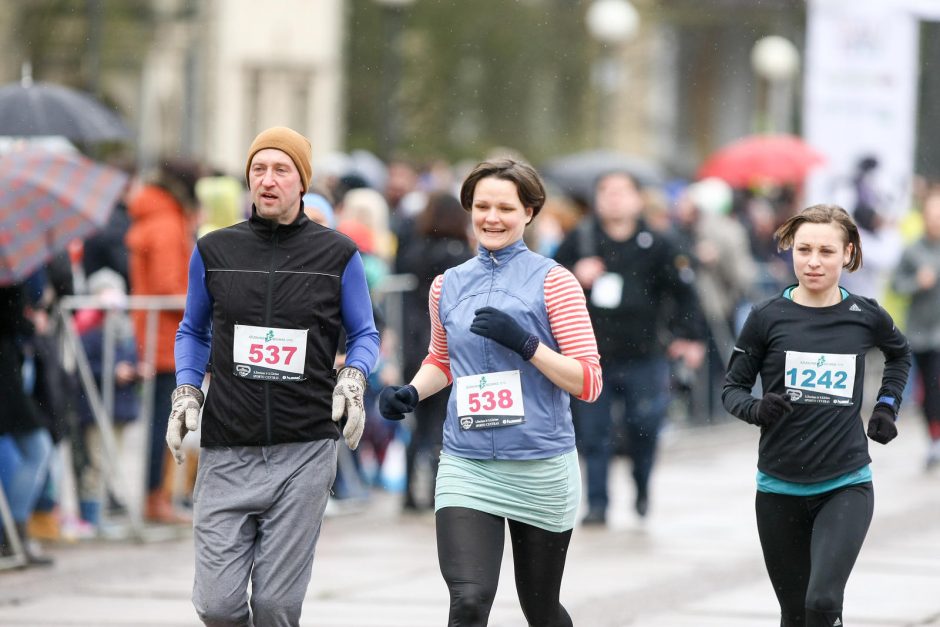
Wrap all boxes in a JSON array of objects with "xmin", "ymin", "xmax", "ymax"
[{"xmin": 454, "ymin": 370, "xmax": 525, "ymax": 430}]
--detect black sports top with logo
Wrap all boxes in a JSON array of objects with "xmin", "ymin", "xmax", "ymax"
[{"xmin": 722, "ymin": 287, "xmax": 911, "ymax": 483}]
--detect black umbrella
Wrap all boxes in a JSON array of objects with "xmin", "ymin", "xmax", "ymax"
[
  {"xmin": 541, "ymin": 149, "xmax": 665, "ymax": 203},
  {"xmin": 0, "ymin": 78, "xmax": 132, "ymax": 143}
]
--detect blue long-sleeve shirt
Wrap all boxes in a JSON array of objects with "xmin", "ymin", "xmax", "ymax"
[{"xmin": 175, "ymin": 246, "xmax": 379, "ymax": 388}]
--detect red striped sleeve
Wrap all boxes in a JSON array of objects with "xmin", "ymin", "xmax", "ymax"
[
  {"xmin": 545, "ymin": 265, "xmax": 603, "ymax": 401},
  {"xmin": 421, "ymin": 274, "xmax": 452, "ymax": 383}
]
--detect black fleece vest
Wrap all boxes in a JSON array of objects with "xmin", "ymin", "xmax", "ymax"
[{"xmin": 197, "ymin": 211, "xmax": 356, "ymax": 446}]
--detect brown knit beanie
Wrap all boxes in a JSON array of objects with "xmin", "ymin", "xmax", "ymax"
[{"xmin": 245, "ymin": 126, "xmax": 312, "ymax": 193}]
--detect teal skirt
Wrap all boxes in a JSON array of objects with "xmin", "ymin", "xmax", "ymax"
[{"xmin": 435, "ymin": 450, "xmax": 581, "ymax": 532}]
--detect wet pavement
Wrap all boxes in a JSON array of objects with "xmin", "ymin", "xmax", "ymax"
[{"xmin": 1, "ymin": 418, "xmax": 938, "ymax": 626}]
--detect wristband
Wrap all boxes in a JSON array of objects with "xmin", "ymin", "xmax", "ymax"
[
  {"xmin": 877, "ymin": 395, "xmax": 897, "ymax": 411},
  {"xmin": 520, "ymin": 335, "xmax": 540, "ymax": 361}
]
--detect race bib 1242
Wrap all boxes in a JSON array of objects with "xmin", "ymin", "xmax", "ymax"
[{"xmin": 784, "ymin": 350, "xmax": 856, "ymax": 406}]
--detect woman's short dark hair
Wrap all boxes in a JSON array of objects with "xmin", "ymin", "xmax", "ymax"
[
  {"xmin": 774, "ymin": 203, "xmax": 863, "ymax": 272},
  {"xmin": 416, "ymin": 192, "xmax": 468, "ymax": 241},
  {"xmin": 459, "ymin": 159, "xmax": 546, "ymax": 218}
]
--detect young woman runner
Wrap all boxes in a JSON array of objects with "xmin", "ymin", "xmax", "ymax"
[
  {"xmin": 723, "ymin": 204, "xmax": 912, "ymax": 627},
  {"xmin": 379, "ymin": 159, "xmax": 602, "ymax": 626}
]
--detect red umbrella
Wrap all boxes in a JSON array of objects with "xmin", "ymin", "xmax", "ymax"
[
  {"xmin": 0, "ymin": 146, "xmax": 128, "ymax": 285},
  {"xmin": 697, "ymin": 134, "xmax": 825, "ymax": 188}
]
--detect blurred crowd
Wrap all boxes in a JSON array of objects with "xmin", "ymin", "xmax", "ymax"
[{"xmin": 3, "ymin": 145, "xmax": 940, "ymax": 566}]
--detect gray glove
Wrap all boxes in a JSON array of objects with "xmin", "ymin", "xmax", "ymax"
[
  {"xmin": 166, "ymin": 384, "xmax": 204, "ymax": 465},
  {"xmin": 331, "ymin": 367, "xmax": 366, "ymax": 450}
]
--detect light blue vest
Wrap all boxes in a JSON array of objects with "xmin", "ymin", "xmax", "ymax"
[{"xmin": 439, "ymin": 240, "xmax": 575, "ymax": 460}]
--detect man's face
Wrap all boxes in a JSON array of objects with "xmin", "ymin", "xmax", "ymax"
[
  {"xmin": 384, "ymin": 162, "xmax": 418, "ymax": 207},
  {"xmin": 594, "ymin": 173, "xmax": 644, "ymax": 223},
  {"xmin": 249, "ymin": 149, "xmax": 303, "ymax": 224}
]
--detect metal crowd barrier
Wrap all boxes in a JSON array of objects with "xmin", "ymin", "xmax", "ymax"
[
  {"xmin": 57, "ymin": 294, "xmax": 188, "ymax": 543},
  {"xmin": 51, "ymin": 275, "xmax": 419, "ymax": 539},
  {"xmin": 0, "ymin": 482, "xmax": 26, "ymax": 570}
]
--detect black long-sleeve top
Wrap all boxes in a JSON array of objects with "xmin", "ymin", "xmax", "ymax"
[
  {"xmin": 722, "ymin": 288, "xmax": 912, "ymax": 482},
  {"xmin": 553, "ymin": 218, "xmax": 706, "ymax": 363}
]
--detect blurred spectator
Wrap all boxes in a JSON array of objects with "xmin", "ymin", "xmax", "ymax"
[
  {"xmin": 530, "ymin": 195, "xmax": 581, "ymax": 258},
  {"xmin": 303, "ymin": 191, "xmax": 336, "ymax": 228},
  {"xmin": 82, "ymin": 160, "xmax": 137, "ymax": 287},
  {"xmin": 195, "ymin": 175, "xmax": 244, "ymax": 236},
  {"xmin": 419, "ymin": 157, "xmax": 458, "ymax": 195},
  {"xmin": 395, "ymin": 192, "xmax": 473, "ymax": 511},
  {"xmin": 554, "ymin": 171, "xmax": 707, "ymax": 524},
  {"xmin": 641, "ymin": 186, "xmax": 673, "ymax": 235},
  {"xmin": 384, "ymin": 158, "xmax": 427, "ymax": 266},
  {"xmin": 842, "ymin": 156, "xmax": 903, "ymax": 299},
  {"xmin": 332, "ymin": 172, "xmax": 370, "ymax": 208},
  {"xmin": 73, "ymin": 269, "xmax": 142, "ymax": 530},
  {"xmin": 0, "ymin": 283, "xmax": 54, "ymax": 566},
  {"xmin": 740, "ymin": 192, "xmax": 792, "ymax": 300},
  {"xmin": 126, "ymin": 157, "xmax": 203, "ymax": 524},
  {"xmin": 23, "ymin": 269, "xmax": 78, "ymax": 542},
  {"xmin": 340, "ymin": 187, "xmax": 394, "ymax": 263},
  {"xmin": 673, "ymin": 178, "xmax": 757, "ymax": 418},
  {"xmin": 891, "ymin": 185, "xmax": 940, "ymax": 469},
  {"xmin": 384, "ymin": 157, "xmax": 425, "ymax": 219},
  {"xmin": 337, "ymin": 208, "xmax": 397, "ymax": 490}
]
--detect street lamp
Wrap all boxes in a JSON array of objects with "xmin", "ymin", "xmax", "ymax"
[
  {"xmin": 586, "ymin": 0, "xmax": 640, "ymax": 147},
  {"xmin": 750, "ymin": 35, "xmax": 800, "ymax": 134},
  {"xmin": 374, "ymin": 0, "xmax": 416, "ymax": 159}
]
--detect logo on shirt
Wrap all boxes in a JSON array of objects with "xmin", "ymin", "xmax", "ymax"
[
  {"xmin": 849, "ymin": 303, "xmax": 861, "ymax": 312},
  {"xmin": 236, "ymin": 365, "xmax": 251, "ymax": 376},
  {"xmin": 460, "ymin": 416, "xmax": 474, "ymax": 430},
  {"xmin": 265, "ymin": 329, "xmax": 275, "ymax": 342}
]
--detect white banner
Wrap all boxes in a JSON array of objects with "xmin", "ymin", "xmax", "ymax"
[{"xmin": 804, "ymin": 0, "xmax": 920, "ymax": 217}]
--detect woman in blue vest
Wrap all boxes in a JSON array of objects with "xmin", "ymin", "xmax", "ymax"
[{"xmin": 380, "ymin": 159, "xmax": 602, "ymax": 626}]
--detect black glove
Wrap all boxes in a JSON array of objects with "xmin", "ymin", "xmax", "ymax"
[
  {"xmin": 867, "ymin": 405, "xmax": 898, "ymax": 444},
  {"xmin": 379, "ymin": 385, "xmax": 419, "ymax": 421},
  {"xmin": 754, "ymin": 392, "xmax": 792, "ymax": 427},
  {"xmin": 470, "ymin": 306, "xmax": 539, "ymax": 361}
]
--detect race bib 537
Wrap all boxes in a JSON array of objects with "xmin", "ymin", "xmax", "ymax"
[{"xmin": 233, "ymin": 324, "xmax": 307, "ymax": 381}]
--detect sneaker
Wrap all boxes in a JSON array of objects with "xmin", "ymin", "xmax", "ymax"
[
  {"xmin": 635, "ymin": 494, "xmax": 649, "ymax": 518},
  {"xmin": 581, "ymin": 509, "xmax": 607, "ymax": 526},
  {"xmin": 926, "ymin": 440, "xmax": 940, "ymax": 471},
  {"xmin": 106, "ymin": 494, "xmax": 128, "ymax": 518}
]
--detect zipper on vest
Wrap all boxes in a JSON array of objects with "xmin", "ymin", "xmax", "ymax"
[
  {"xmin": 263, "ymin": 231, "xmax": 279, "ymax": 444},
  {"xmin": 488, "ymin": 251, "xmax": 498, "ymax": 458}
]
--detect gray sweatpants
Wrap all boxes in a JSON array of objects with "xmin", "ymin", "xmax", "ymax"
[{"xmin": 192, "ymin": 439, "xmax": 338, "ymax": 627}]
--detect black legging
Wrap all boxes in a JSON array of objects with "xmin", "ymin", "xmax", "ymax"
[
  {"xmin": 914, "ymin": 350, "xmax": 940, "ymax": 439},
  {"xmin": 755, "ymin": 482, "xmax": 874, "ymax": 627},
  {"xmin": 436, "ymin": 507, "xmax": 573, "ymax": 627}
]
